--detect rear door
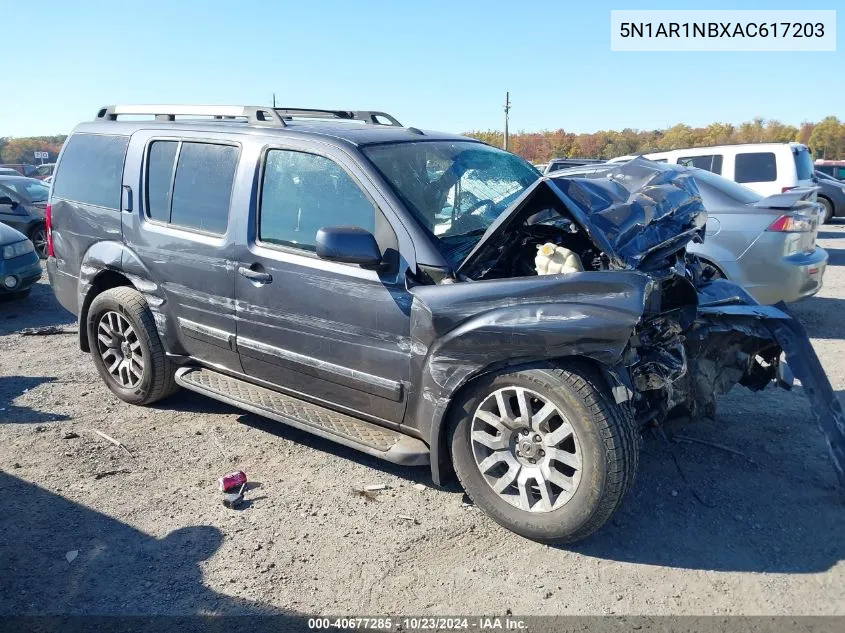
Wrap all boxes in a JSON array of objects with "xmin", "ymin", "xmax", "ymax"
[
  {"xmin": 120, "ymin": 130, "xmax": 242, "ymax": 371},
  {"xmin": 234, "ymin": 140, "xmax": 413, "ymax": 426}
]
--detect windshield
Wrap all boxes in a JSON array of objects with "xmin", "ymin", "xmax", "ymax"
[
  {"xmin": 1, "ymin": 178, "xmax": 50, "ymax": 203},
  {"xmin": 689, "ymin": 168, "xmax": 762, "ymax": 204},
  {"xmin": 363, "ymin": 141, "xmax": 540, "ymax": 264}
]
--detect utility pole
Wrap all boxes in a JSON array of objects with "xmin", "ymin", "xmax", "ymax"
[
  {"xmin": 503, "ymin": 91, "xmax": 511, "ymax": 151},
  {"xmin": 272, "ymin": 93, "xmax": 277, "ymax": 108}
]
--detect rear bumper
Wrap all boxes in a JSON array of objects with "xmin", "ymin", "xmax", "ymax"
[
  {"xmin": 46, "ymin": 256, "xmax": 78, "ymax": 314},
  {"xmin": 731, "ymin": 244, "xmax": 827, "ymax": 305},
  {"xmin": 0, "ymin": 252, "xmax": 42, "ymax": 293}
]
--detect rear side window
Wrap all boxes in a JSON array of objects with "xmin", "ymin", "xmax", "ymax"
[
  {"xmin": 735, "ymin": 152, "xmax": 777, "ymax": 183},
  {"xmin": 678, "ymin": 154, "xmax": 723, "ymax": 174},
  {"xmin": 793, "ymin": 148, "xmax": 814, "ymax": 181},
  {"xmin": 52, "ymin": 134, "xmax": 129, "ymax": 208},
  {"xmin": 259, "ymin": 149, "xmax": 376, "ymax": 252},
  {"xmin": 146, "ymin": 141, "xmax": 178, "ymax": 222},
  {"xmin": 144, "ymin": 141, "xmax": 238, "ymax": 235}
]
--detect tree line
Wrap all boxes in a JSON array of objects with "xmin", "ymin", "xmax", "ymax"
[
  {"xmin": 0, "ymin": 136, "xmax": 66, "ymax": 164},
  {"xmin": 2, "ymin": 116, "xmax": 844, "ymax": 166},
  {"xmin": 466, "ymin": 116, "xmax": 845, "ymax": 164}
]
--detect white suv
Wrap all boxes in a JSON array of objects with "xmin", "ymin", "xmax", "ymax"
[{"xmin": 608, "ymin": 142, "xmax": 816, "ymax": 197}]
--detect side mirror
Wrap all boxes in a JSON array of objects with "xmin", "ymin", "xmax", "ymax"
[
  {"xmin": 0, "ymin": 196, "xmax": 16, "ymax": 207},
  {"xmin": 316, "ymin": 226, "xmax": 382, "ymax": 266}
]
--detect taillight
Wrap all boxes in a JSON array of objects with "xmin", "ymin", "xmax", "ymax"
[
  {"xmin": 45, "ymin": 203, "xmax": 54, "ymax": 257},
  {"xmin": 781, "ymin": 186, "xmax": 796, "ymax": 193},
  {"xmin": 767, "ymin": 213, "xmax": 813, "ymax": 233}
]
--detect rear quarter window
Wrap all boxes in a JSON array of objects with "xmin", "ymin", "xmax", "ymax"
[
  {"xmin": 792, "ymin": 148, "xmax": 814, "ymax": 181},
  {"xmin": 52, "ymin": 134, "xmax": 129, "ymax": 209},
  {"xmin": 734, "ymin": 152, "xmax": 777, "ymax": 183}
]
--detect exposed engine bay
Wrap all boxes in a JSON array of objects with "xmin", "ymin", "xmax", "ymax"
[{"xmin": 430, "ymin": 159, "xmax": 844, "ymax": 487}]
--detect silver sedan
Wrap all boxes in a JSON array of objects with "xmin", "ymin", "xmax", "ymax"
[{"xmin": 551, "ymin": 163, "xmax": 827, "ymax": 304}]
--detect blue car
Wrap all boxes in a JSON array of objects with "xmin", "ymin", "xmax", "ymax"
[{"xmin": 0, "ymin": 221, "xmax": 41, "ymax": 299}]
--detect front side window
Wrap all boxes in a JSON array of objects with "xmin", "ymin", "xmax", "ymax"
[
  {"xmin": 363, "ymin": 141, "xmax": 539, "ymax": 265},
  {"xmin": 260, "ymin": 149, "xmax": 376, "ymax": 252},
  {"xmin": 52, "ymin": 134, "xmax": 129, "ymax": 208},
  {"xmin": 735, "ymin": 152, "xmax": 777, "ymax": 183},
  {"xmin": 144, "ymin": 140, "xmax": 238, "ymax": 234},
  {"xmin": 678, "ymin": 154, "xmax": 723, "ymax": 174}
]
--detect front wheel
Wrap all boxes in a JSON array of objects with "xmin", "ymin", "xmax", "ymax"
[
  {"xmin": 449, "ymin": 364, "xmax": 638, "ymax": 543},
  {"xmin": 87, "ymin": 286, "xmax": 178, "ymax": 405}
]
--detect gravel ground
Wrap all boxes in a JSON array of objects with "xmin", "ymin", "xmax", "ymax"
[{"xmin": 1, "ymin": 227, "xmax": 844, "ymax": 618}]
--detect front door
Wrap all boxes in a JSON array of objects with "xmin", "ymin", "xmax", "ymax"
[{"xmin": 234, "ymin": 144, "xmax": 412, "ymax": 426}]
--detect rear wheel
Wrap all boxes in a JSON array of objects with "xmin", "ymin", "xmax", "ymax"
[
  {"xmin": 87, "ymin": 286, "xmax": 178, "ymax": 405},
  {"xmin": 29, "ymin": 224, "xmax": 48, "ymax": 259},
  {"xmin": 449, "ymin": 364, "xmax": 638, "ymax": 543},
  {"xmin": 819, "ymin": 197, "xmax": 834, "ymax": 224}
]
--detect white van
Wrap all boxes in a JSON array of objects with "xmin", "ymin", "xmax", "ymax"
[{"xmin": 608, "ymin": 143, "xmax": 816, "ymax": 197}]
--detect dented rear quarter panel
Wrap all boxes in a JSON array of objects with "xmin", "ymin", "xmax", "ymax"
[{"xmin": 407, "ymin": 271, "xmax": 654, "ymax": 481}]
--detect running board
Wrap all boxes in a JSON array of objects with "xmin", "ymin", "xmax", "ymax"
[{"xmin": 175, "ymin": 367, "xmax": 429, "ymax": 466}]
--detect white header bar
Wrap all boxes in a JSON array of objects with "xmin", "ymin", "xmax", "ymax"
[{"xmin": 611, "ymin": 10, "xmax": 836, "ymax": 52}]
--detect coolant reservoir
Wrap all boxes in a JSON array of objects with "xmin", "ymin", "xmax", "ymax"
[{"xmin": 535, "ymin": 242, "xmax": 584, "ymax": 275}]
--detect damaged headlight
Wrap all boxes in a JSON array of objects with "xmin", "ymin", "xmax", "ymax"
[{"xmin": 1, "ymin": 240, "xmax": 35, "ymax": 260}]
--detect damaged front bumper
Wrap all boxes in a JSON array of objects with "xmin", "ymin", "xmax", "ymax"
[{"xmin": 629, "ymin": 279, "xmax": 845, "ymax": 490}]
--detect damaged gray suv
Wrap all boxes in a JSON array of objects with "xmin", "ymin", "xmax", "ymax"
[{"xmin": 47, "ymin": 105, "xmax": 844, "ymax": 543}]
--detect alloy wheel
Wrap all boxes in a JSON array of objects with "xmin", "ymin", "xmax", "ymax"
[
  {"xmin": 96, "ymin": 311, "xmax": 145, "ymax": 389},
  {"xmin": 31, "ymin": 226, "xmax": 48, "ymax": 259},
  {"xmin": 470, "ymin": 386, "xmax": 582, "ymax": 513}
]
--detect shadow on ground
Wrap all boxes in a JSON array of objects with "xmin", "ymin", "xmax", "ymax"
[
  {"xmin": 149, "ymin": 380, "xmax": 844, "ymax": 574},
  {"xmin": 0, "ymin": 376, "xmax": 69, "ymax": 424},
  {"xmin": 0, "ymin": 471, "xmax": 308, "ymax": 626},
  {"xmin": 567, "ymin": 388, "xmax": 844, "ymax": 573},
  {"xmin": 0, "ymin": 271, "xmax": 75, "ymax": 337}
]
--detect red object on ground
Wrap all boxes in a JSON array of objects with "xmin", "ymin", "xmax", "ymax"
[{"xmin": 219, "ymin": 471, "xmax": 247, "ymax": 492}]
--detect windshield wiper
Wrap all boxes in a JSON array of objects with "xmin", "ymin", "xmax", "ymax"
[{"xmin": 440, "ymin": 227, "xmax": 488, "ymax": 241}]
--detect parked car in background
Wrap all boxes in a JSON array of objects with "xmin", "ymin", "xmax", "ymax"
[
  {"xmin": 608, "ymin": 143, "xmax": 816, "ymax": 199},
  {"xmin": 554, "ymin": 162, "xmax": 826, "ymax": 305},
  {"xmin": 543, "ymin": 158, "xmax": 604, "ymax": 174},
  {"xmin": 0, "ymin": 176, "xmax": 50, "ymax": 257},
  {"xmin": 0, "ymin": 164, "xmax": 38, "ymax": 177},
  {"xmin": 33, "ymin": 163, "xmax": 55, "ymax": 180},
  {"xmin": 815, "ymin": 160, "xmax": 845, "ymax": 181},
  {"xmin": 815, "ymin": 170, "xmax": 845, "ymax": 222},
  {"xmin": 0, "ymin": 222, "xmax": 41, "ymax": 300},
  {"xmin": 0, "ymin": 167, "xmax": 21, "ymax": 177}
]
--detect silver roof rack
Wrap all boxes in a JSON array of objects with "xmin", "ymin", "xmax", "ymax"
[
  {"xmin": 274, "ymin": 108, "xmax": 402, "ymax": 127},
  {"xmin": 95, "ymin": 105, "xmax": 286, "ymax": 127}
]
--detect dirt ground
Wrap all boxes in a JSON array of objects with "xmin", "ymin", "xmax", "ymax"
[{"xmin": 1, "ymin": 227, "xmax": 844, "ymax": 619}]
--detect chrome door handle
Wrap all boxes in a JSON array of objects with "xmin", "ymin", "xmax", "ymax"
[{"xmin": 238, "ymin": 266, "xmax": 272, "ymax": 284}]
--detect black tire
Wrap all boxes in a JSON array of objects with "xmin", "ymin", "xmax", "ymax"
[
  {"xmin": 28, "ymin": 223, "xmax": 48, "ymax": 259},
  {"xmin": 87, "ymin": 286, "xmax": 178, "ymax": 405},
  {"xmin": 819, "ymin": 197, "xmax": 834, "ymax": 224},
  {"xmin": 449, "ymin": 363, "xmax": 638, "ymax": 544}
]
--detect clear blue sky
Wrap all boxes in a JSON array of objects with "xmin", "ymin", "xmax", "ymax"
[{"xmin": 3, "ymin": 0, "xmax": 841, "ymax": 137}]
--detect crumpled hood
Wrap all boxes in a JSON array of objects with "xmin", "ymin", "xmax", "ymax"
[{"xmin": 459, "ymin": 158, "xmax": 708, "ymax": 274}]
